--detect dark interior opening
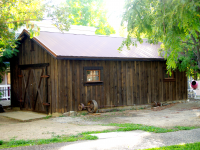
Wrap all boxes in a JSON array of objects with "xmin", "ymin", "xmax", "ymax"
[{"xmin": 192, "ymin": 81, "xmax": 196, "ymax": 85}]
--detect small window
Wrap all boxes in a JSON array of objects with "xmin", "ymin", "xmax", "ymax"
[
  {"xmin": 164, "ymin": 69, "xmax": 175, "ymax": 82},
  {"xmin": 84, "ymin": 66, "xmax": 103, "ymax": 86},
  {"xmin": 164, "ymin": 70, "xmax": 174, "ymax": 79},
  {"xmin": 87, "ymin": 70, "xmax": 100, "ymax": 82}
]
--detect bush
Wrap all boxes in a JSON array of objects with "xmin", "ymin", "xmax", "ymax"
[{"xmin": 0, "ymin": 140, "xmax": 3, "ymax": 145}]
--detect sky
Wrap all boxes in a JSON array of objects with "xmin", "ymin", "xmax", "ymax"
[
  {"xmin": 105, "ymin": 0, "xmax": 125, "ymax": 33},
  {"xmin": 52, "ymin": 0, "xmax": 125, "ymax": 34}
]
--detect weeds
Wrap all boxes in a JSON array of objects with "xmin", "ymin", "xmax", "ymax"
[
  {"xmin": 130, "ymin": 107, "xmax": 136, "ymax": 110},
  {"xmin": 0, "ymin": 140, "xmax": 3, "ymax": 145},
  {"xmin": 43, "ymin": 115, "xmax": 52, "ymax": 119},
  {"xmin": 107, "ymin": 123, "xmax": 199, "ymax": 133},
  {"xmin": 174, "ymin": 126, "xmax": 198, "ymax": 130},
  {"xmin": 80, "ymin": 112, "xmax": 88, "ymax": 116},
  {"xmin": 144, "ymin": 142, "xmax": 200, "ymax": 150},
  {"xmin": 119, "ymin": 109, "xmax": 126, "ymax": 112},
  {"xmin": 0, "ymin": 134, "xmax": 98, "ymax": 149}
]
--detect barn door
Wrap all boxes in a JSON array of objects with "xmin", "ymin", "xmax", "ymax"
[{"xmin": 18, "ymin": 64, "xmax": 49, "ymax": 113}]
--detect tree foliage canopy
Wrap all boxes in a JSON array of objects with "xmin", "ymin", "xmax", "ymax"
[
  {"xmin": 121, "ymin": 0, "xmax": 200, "ymax": 77},
  {"xmin": 59, "ymin": 0, "xmax": 115, "ymax": 35},
  {"xmin": 0, "ymin": 0, "xmax": 43, "ymax": 59},
  {"xmin": 0, "ymin": 0, "xmax": 44, "ymax": 74}
]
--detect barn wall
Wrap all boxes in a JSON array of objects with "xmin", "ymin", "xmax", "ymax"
[
  {"xmin": 11, "ymin": 35, "xmax": 188, "ymax": 113},
  {"xmin": 11, "ymin": 36, "xmax": 55, "ymax": 113},
  {"xmin": 60, "ymin": 60, "xmax": 187, "ymax": 112}
]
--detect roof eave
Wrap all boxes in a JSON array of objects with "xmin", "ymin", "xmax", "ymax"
[{"xmin": 56, "ymin": 56, "xmax": 165, "ymax": 61}]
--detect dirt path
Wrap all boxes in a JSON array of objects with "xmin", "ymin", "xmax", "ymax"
[
  {"xmin": 1, "ymin": 100, "xmax": 200, "ymax": 141},
  {"xmin": 0, "ymin": 116, "xmax": 118, "ymax": 141}
]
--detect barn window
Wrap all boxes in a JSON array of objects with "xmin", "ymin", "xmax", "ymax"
[
  {"xmin": 164, "ymin": 69, "xmax": 175, "ymax": 82},
  {"xmin": 83, "ymin": 67, "xmax": 103, "ymax": 86},
  {"xmin": 87, "ymin": 70, "xmax": 100, "ymax": 82},
  {"xmin": 164, "ymin": 70, "xmax": 174, "ymax": 79}
]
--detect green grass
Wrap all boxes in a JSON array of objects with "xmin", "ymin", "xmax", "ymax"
[
  {"xmin": 119, "ymin": 109, "xmax": 126, "ymax": 112},
  {"xmin": 106, "ymin": 123, "xmax": 199, "ymax": 133},
  {"xmin": 139, "ymin": 107, "xmax": 144, "ymax": 110},
  {"xmin": 80, "ymin": 112, "xmax": 88, "ymax": 116},
  {"xmin": 43, "ymin": 115, "xmax": 52, "ymax": 119},
  {"xmin": 0, "ymin": 123, "xmax": 199, "ymax": 149},
  {"xmin": 143, "ymin": 142, "xmax": 200, "ymax": 150},
  {"xmin": 0, "ymin": 134, "xmax": 97, "ymax": 149},
  {"xmin": 174, "ymin": 126, "xmax": 198, "ymax": 130}
]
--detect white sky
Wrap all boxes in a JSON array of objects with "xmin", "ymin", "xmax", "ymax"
[
  {"xmin": 105, "ymin": 0, "xmax": 125, "ymax": 33},
  {"xmin": 52, "ymin": 0, "xmax": 125, "ymax": 34}
]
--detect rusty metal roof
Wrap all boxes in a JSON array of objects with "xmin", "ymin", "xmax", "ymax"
[{"xmin": 21, "ymin": 29, "xmax": 164, "ymax": 61}]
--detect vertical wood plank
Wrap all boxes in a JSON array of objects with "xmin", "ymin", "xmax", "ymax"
[
  {"xmin": 133, "ymin": 61, "xmax": 137, "ymax": 104},
  {"xmin": 113, "ymin": 61, "xmax": 117, "ymax": 106},
  {"xmin": 147, "ymin": 62, "xmax": 151, "ymax": 103},
  {"xmin": 127, "ymin": 61, "xmax": 132, "ymax": 105},
  {"xmin": 131, "ymin": 61, "xmax": 134, "ymax": 105},
  {"xmin": 67, "ymin": 60, "xmax": 72, "ymax": 111},
  {"xmin": 136, "ymin": 62, "xmax": 140, "ymax": 104},
  {"xmin": 144, "ymin": 62, "xmax": 148, "ymax": 104},
  {"xmin": 117, "ymin": 61, "xmax": 122, "ymax": 106},
  {"xmin": 122, "ymin": 61, "xmax": 126, "ymax": 105},
  {"xmin": 139, "ymin": 62, "xmax": 143, "ymax": 104}
]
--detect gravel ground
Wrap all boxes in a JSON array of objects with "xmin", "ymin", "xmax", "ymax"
[{"xmin": 0, "ymin": 100, "xmax": 200, "ymax": 141}]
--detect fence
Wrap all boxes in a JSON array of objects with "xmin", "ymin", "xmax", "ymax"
[{"xmin": 0, "ymin": 85, "xmax": 11, "ymax": 100}]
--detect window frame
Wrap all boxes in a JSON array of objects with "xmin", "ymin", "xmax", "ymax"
[
  {"xmin": 163, "ymin": 69, "xmax": 176, "ymax": 82},
  {"xmin": 83, "ymin": 66, "xmax": 103, "ymax": 86},
  {"xmin": 86, "ymin": 70, "xmax": 101, "ymax": 82}
]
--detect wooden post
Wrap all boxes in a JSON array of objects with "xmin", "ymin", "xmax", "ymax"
[{"xmin": 45, "ymin": 66, "xmax": 48, "ymax": 114}]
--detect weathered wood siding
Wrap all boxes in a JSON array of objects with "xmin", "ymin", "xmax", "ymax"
[{"xmin": 11, "ymin": 36, "xmax": 188, "ymax": 113}]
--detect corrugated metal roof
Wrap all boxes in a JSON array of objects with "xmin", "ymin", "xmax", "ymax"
[{"xmin": 21, "ymin": 29, "xmax": 164, "ymax": 60}]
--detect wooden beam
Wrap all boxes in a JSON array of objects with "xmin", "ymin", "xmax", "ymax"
[
  {"xmin": 41, "ymin": 75, "xmax": 50, "ymax": 78},
  {"xmin": 33, "ymin": 69, "xmax": 44, "ymax": 111},
  {"xmin": 22, "ymin": 70, "xmax": 31, "ymax": 108},
  {"xmin": 19, "ymin": 63, "xmax": 49, "ymax": 70}
]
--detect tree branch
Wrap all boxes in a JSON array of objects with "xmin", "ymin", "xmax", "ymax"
[
  {"xmin": 182, "ymin": 41, "xmax": 196, "ymax": 45},
  {"xmin": 5, "ymin": 18, "xmax": 44, "ymax": 24},
  {"xmin": 191, "ymin": 33, "xmax": 200, "ymax": 69},
  {"xmin": 163, "ymin": 0, "xmax": 166, "ymax": 34}
]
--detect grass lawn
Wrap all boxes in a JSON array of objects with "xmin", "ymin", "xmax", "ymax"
[
  {"xmin": 144, "ymin": 142, "xmax": 200, "ymax": 150},
  {"xmin": 0, "ymin": 123, "xmax": 199, "ymax": 149}
]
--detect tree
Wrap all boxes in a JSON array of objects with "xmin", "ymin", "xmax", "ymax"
[
  {"xmin": 58, "ymin": 0, "xmax": 115, "ymax": 35},
  {"xmin": 0, "ymin": 0, "xmax": 45, "ymax": 81},
  {"xmin": 121, "ymin": 0, "xmax": 200, "ymax": 78}
]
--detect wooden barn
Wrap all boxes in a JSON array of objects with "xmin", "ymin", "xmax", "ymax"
[{"xmin": 10, "ymin": 29, "xmax": 187, "ymax": 114}]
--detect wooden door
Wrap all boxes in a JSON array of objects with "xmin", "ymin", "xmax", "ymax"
[{"xmin": 19, "ymin": 64, "xmax": 49, "ymax": 113}]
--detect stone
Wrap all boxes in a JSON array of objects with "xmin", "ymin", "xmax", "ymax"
[
  {"xmin": 70, "ymin": 111, "xmax": 77, "ymax": 117},
  {"xmin": 51, "ymin": 112, "xmax": 62, "ymax": 117},
  {"xmin": 63, "ymin": 112, "xmax": 70, "ymax": 116}
]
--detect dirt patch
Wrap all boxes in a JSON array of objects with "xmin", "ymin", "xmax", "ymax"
[
  {"xmin": 82, "ymin": 101, "xmax": 200, "ymax": 127},
  {"xmin": 0, "ymin": 100, "xmax": 200, "ymax": 141},
  {"xmin": 0, "ymin": 117, "xmax": 117, "ymax": 141}
]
